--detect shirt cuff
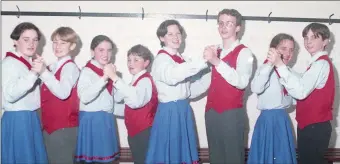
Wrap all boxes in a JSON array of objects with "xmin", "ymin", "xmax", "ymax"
[{"xmin": 39, "ymin": 70, "xmax": 53, "ymax": 82}]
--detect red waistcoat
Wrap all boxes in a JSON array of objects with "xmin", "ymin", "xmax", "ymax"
[
  {"xmin": 296, "ymin": 55, "xmax": 335, "ymax": 129},
  {"xmin": 205, "ymin": 44, "xmax": 246, "ymax": 113},
  {"xmin": 41, "ymin": 60, "xmax": 80, "ymax": 134},
  {"xmin": 124, "ymin": 72, "xmax": 158, "ymax": 137}
]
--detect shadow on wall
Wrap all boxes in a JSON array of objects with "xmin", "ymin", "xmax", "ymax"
[{"xmin": 328, "ymin": 31, "xmax": 339, "ymax": 148}]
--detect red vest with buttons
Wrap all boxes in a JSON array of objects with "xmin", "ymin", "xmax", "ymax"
[
  {"xmin": 124, "ymin": 72, "xmax": 158, "ymax": 137},
  {"xmin": 205, "ymin": 44, "xmax": 246, "ymax": 113},
  {"xmin": 41, "ymin": 60, "xmax": 80, "ymax": 134},
  {"xmin": 296, "ymin": 55, "xmax": 335, "ymax": 129}
]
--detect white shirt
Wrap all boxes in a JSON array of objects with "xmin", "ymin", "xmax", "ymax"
[
  {"xmin": 39, "ymin": 56, "xmax": 80, "ymax": 100},
  {"xmin": 2, "ymin": 50, "xmax": 40, "ymax": 111},
  {"xmin": 277, "ymin": 51, "xmax": 330, "ymax": 100},
  {"xmin": 187, "ymin": 40, "xmax": 255, "ymax": 96},
  {"xmin": 251, "ymin": 63, "xmax": 293, "ymax": 110},
  {"xmin": 77, "ymin": 60, "xmax": 114, "ymax": 112},
  {"xmin": 151, "ymin": 47, "xmax": 208, "ymax": 103},
  {"xmin": 114, "ymin": 70, "xmax": 152, "ymax": 109},
  {"xmin": 215, "ymin": 40, "xmax": 254, "ymax": 89}
]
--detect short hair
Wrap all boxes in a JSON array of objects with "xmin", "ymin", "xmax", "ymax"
[
  {"xmin": 156, "ymin": 19, "xmax": 184, "ymax": 47},
  {"xmin": 90, "ymin": 35, "xmax": 116, "ymax": 51},
  {"xmin": 270, "ymin": 33, "xmax": 295, "ymax": 49},
  {"xmin": 217, "ymin": 9, "xmax": 243, "ymax": 26},
  {"xmin": 302, "ymin": 23, "xmax": 330, "ymax": 40},
  {"xmin": 127, "ymin": 44, "xmax": 153, "ymax": 64},
  {"xmin": 10, "ymin": 22, "xmax": 42, "ymax": 41},
  {"xmin": 51, "ymin": 27, "xmax": 78, "ymax": 43}
]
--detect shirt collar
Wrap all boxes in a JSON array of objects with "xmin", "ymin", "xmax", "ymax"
[
  {"xmin": 55, "ymin": 56, "xmax": 72, "ymax": 70},
  {"xmin": 131, "ymin": 69, "xmax": 147, "ymax": 84},
  {"xmin": 309, "ymin": 51, "xmax": 328, "ymax": 65},
  {"xmin": 90, "ymin": 59, "xmax": 103, "ymax": 69}
]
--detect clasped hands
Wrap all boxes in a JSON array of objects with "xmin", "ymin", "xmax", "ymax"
[{"xmin": 203, "ymin": 45, "xmax": 220, "ymax": 66}]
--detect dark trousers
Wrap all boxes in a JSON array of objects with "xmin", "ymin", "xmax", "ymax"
[
  {"xmin": 297, "ymin": 121, "xmax": 331, "ymax": 164},
  {"xmin": 205, "ymin": 108, "xmax": 246, "ymax": 164},
  {"xmin": 43, "ymin": 127, "xmax": 78, "ymax": 164},
  {"xmin": 128, "ymin": 128, "xmax": 151, "ymax": 164}
]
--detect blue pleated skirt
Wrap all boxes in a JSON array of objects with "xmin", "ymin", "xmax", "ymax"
[
  {"xmin": 1, "ymin": 110, "xmax": 48, "ymax": 164},
  {"xmin": 74, "ymin": 111, "xmax": 119, "ymax": 163},
  {"xmin": 247, "ymin": 109, "xmax": 297, "ymax": 164},
  {"xmin": 146, "ymin": 99, "xmax": 199, "ymax": 164}
]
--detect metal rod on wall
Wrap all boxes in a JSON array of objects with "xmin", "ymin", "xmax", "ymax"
[{"xmin": 1, "ymin": 10, "xmax": 339, "ymax": 24}]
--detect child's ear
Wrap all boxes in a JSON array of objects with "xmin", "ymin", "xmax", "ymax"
[
  {"xmin": 235, "ymin": 25, "xmax": 241, "ymax": 33},
  {"xmin": 323, "ymin": 39, "xmax": 330, "ymax": 48},
  {"xmin": 91, "ymin": 50, "xmax": 95, "ymax": 58},
  {"xmin": 70, "ymin": 43, "xmax": 76, "ymax": 51},
  {"xmin": 144, "ymin": 59, "xmax": 150, "ymax": 69},
  {"xmin": 13, "ymin": 40, "xmax": 18, "ymax": 47},
  {"xmin": 159, "ymin": 36, "xmax": 165, "ymax": 42}
]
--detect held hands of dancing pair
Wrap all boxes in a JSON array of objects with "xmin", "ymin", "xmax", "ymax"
[
  {"xmin": 31, "ymin": 54, "xmax": 47, "ymax": 76},
  {"xmin": 266, "ymin": 48, "xmax": 285, "ymax": 67},
  {"xmin": 203, "ymin": 45, "xmax": 220, "ymax": 66},
  {"xmin": 103, "ymin": 63, "xmax": 118, "ymax": 83}
]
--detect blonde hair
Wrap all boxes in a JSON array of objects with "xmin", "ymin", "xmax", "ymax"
[{"xmin": 51, "ymin": 27, "xmax": 78, "ymax": 43}]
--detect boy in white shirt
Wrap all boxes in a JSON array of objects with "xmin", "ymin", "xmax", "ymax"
[
  {"xmin": 37, "ymin": 27, "xmax": 80, "ymax": 164},
  {"xmin": 269, "ymin": 23, "xmax": 335, "ymax": 164},
  {"xmin": 107, "ymin": 44, "xmax": 158, "ymax": 164}
]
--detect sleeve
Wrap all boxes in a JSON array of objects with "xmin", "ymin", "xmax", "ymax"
[
  {"xmin": 189, "ymin": 67, "xmax": 212, "ymax": 99},
  {"xmin": 114, "ymin": 77, "xmax": 153, "ymax": 109},
  {"xmin": 250, "ymin": 63, "xmax": 273, "ymax": 94},
  {"xmin": 77, "ymin": 68, "xmax": 108, "ymax": 104},
  {"xmin": 215, "ymin": 48, "xmax": 254, "ymax": 89},
  {"xmin": 276, "ymin": 60, "xmax": 330, "ymax": 100},
  {"xmin": 2, "ymin": 59, "xmax": 39, "ymax": 103},
  {"xmin": 39, "ymin": 63, "xmax": 80, "ymax": 99},
  {"xmin": 151, "ymin": 54, "xmax": 208, "ymax": 85}
]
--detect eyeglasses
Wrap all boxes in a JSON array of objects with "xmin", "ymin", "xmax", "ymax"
[{"xmin": 218, "ymin": 21, "xmax": 236, "ymax": 28}]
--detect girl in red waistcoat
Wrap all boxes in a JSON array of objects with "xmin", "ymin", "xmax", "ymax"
[
  {"xmin": 269, "ymin": 23, "xmax": 335, "ymax": 164},
  {"xmin": 107, "ymin": 44, "xmax": 158, "ymax": 164},
  {"xmin": 38, "ymin": 27, "xmax": 80, "ymax": 164},
  {"xmin": 2, "ymin": 22, "xmax": 48, "ymax": 164},
  {"xmin": 74, "ymin": 35, "xmax": 119, "ymax": 164}
]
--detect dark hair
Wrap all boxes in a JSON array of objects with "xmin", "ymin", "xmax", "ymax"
[
  {"xmin": 127, "ymin": 44, "xmax": 153, "ymax": 63},
  {"xmin": 217, "ymin": 9, "xmax": 243, "ymax": 26},
  {"xmin": 156, "ymin": 19, "xmax": 184, "ymax": 47},
  {"xmin": 302, "ymin": 23, "xmax": 330, "ymax": 40},
  {"xmin": 10, "ymin": 22, "xmax": 42, "ymax": 41},
  {"xmin": 270, "ymin": 33, "xmax": 295, "ymax": 48},
  {"xmin": 90, "ymin": 35, "xmax": 116, "ymax": 50}
]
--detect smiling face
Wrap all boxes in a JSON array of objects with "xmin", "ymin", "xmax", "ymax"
[
  {"xmin": 13, "ymin": 29, "xmax": 39, "ymax": 57},
  {"xmin": 52, "ymin": 35, "xmax": 75, "ymax": 59},
  {"xmin": 92, "ymin": 41, "xmax": 113, "ymax": 66},
  {"xmin": 159, "ymin": 24, "xmax": 182, "ymax": 51}
]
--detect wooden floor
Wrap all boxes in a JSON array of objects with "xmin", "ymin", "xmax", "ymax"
[{"xmin": 118, "ymin": 147, "xmax": 340, "ymax": 164}]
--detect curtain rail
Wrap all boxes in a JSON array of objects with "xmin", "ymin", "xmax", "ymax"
[{"xmin": 1, "ymin": 11, "xmax": 339, "ymax": 24}]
